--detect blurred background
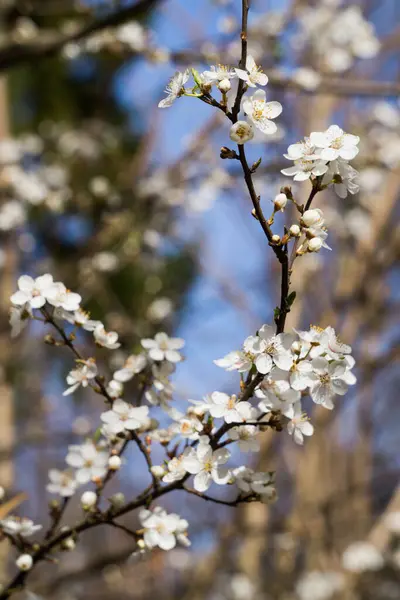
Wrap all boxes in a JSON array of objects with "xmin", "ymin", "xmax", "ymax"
[{"xmin": 0, "ymin": 0, "xmax": 400, "ymax": 598}]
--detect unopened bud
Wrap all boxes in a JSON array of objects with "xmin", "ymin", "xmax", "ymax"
[
  {"xmin": 108, "ymin": 455, "xmax": 122, "ymax": 471},
  {"xmin": 150, "ymin": 465, "xmax": 166, "ymax": 478},
  {"xmin": 274, "ymin": 193, "xmax": 287, "ymax": 211},
  {"xmin": 289, "ymin": 224, "xmax": 300, "ymax": 237},
  {"xmin": 272, "ymin": 234, "xmax": 281, "ymax": 244},
  {"xmin": 44, "ymin": 334, "xmax": 56, "ymax": 345},
  {"xmin": 301, "ymin": 208, "xmax": 324, "ymax": 228},
  {"xmin": 220, "ymin": 146, "xmax": 238, "ymax": 160},
  {"xmin": 218, "ymin": 78, "xmax": 231, "ymax": 93},
  {"xmin": 61, "ymin": 537, "xmax": 76, "ymax": 551},
  {"xmin": 109, "ymin": 492, "xmax": 126, "ymax": 508},
  {"xmin": 16, "ymin": 554, "xmax": 33, "ymax": 571},
  {"xmin": 81, "ymin": 491, "xmax": 97, "ymax": 510},
  {"xmin": 308, "ymin": 237, "xmax": 323, "ymax": 252}
]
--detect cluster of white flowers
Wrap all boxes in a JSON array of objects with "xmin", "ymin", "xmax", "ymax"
[
  {"xmin": 158, "ymin": 56, "xmax": 282, "ymax": 144},
  {"xmin": 215, "ymin": 324, "xmax": 356, "ymax": 443},
  {"xmin": 282, "ymin": 125, "xmax": 360, "ymax": 199},
  {"xmin": 296, "ymin": 4, "xmax": 380, "ymax": 73},
  {"xmin": 139, "ymin": 507, "xmax": 190, "ymax": 551}
]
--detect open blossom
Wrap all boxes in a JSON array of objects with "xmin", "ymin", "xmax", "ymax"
[
  {"xmin": 254, "ymin": 325, "xmax": 294, "ymax": 374},
  {"xmin": 141, "ymin": 332, "xmax": 184, "ymax": 363},
  {"xmin": 243, "ymin": 89, "xmax": 282, "ymax": 135},
  {"xmin": 172, "ymin": 415, "xmax": 203, "ymax": 440},
  {"xmin": 204, "ymin": 392, "xmax": 258, "ymax": 424},
  {"xmin": 256, "ymin": 376, "xmax": 300, "ymax": 416},
  {"xmin": 310, "ymin": 125, "xmax": 360, "ymax": 162},
  {"xmin": 281, "ymin": 158, "xmax": 328, "ymax": 181},
  {"xmin": 162, "ymin": 456, "xmax": 187, "ymax": 483},
  {"xmin": 287, "ymin": 402, "xmax": 314, "ymax": 445},
  {"xmin": 158, "ymin": 69, "xmax": 190, "ymax": 108},
  {"xmin": 94, "ymin": 324, "xmax": 120, "ymax": 349},
  {"xmin": 182, "ymin": 442, "xmax": 231, "ymax": 492},
  {"xmin": 228, "ymin": 425, "xmax": 259, "ymax": 452},
  {"xmin": 113, "ymin": 353, "xmax": 147, "ymax": 382},
  {"xmin": 0, "ymin": 517, "xmax": 42, "ymax": 538},
  {"xmin": 61, "ymin": 308, "xmax": 101, "ymax": 331},
  {"xmin": 214, "ymin": 349, "xmax": 252, "ymax": 372},
  {"xmin": 140, "ymin": 507, "xmax": 190, "ymax": 550},
  {"xmin": 325, "ymin": 158, "xmax": 360, "ymax": 198},
  {"xmin": 47, "ymin": 469, "xmax": 77, "ymax": 497},
  {"xmin": 100, "ymin": 399, "xmax": 149, "ymax": 434},
  {"xmin": 46, "ymin": 282, "xmax": 81, "ymax": 311},
  {"xmin": 233, "ymin": 466, "xmax": 276, "ymax": 499},
  {"xmin": 66, "ymin": 441, "xmax": 109, "ymax": 484},
  {"xmin": 202, "ymin": 64, "xmax": 236, "ymax": 85},
  {"xmin": 284, "ymin": 137, "xmax": 319, "ymax": 161},
  {"xmin": 235, "ymin": 55, "xmax": 268, "ymax": 87},
  {"xmin": 9, "ymin": 304, "xmax": 31, "ymax": 338},
  {"xmin": 10, "ymin": 274, "xmax": 54, "ymax": 309},
  {"xmin": 63, "ymin": 359, "xmax": 97, "ymax": 396},
  {"xmin": 308, "ymin": 357, "xmax": 349, "ymax": 409},
  {"xmin": 230, "ymin": 121, "xmax": 254, "ymax": 144}
]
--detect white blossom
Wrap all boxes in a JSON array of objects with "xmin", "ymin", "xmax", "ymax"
[
  {"xmin": 81, "ymin": 490, "xmax": 97, "ymax": 509},
  {"xmin": 139, "ymin": 507, "xmax": 190, "ymax": 550},
  {"xmin": 113, "ymin": 354, "xmax": 147, "ymax": 382},
  {"xmin": 47, "ymin": 469, "xmax": 77, "ymax": 497},
  {"xmin": 228, "ymin": 425, "xmax": 259, "ymax": 452},
  {"xmin": 162, "ymin": 456, "xmax": 187, "ymax": 483},
  {"xmin": 232, "ymin": 466, "xmax": 276, "ymax": 499},
  {"xmin": 287, "ymin": 402, "xmax": 314, "ymax": 445},
  {"xmin": 202, "ymin": 64, "xmax": 236, "ymax": 85},
  {"xmin": 16, "ymin": 554, "xmax": 33, "ymax": 571},
  {"xmin": 158, "ymin": 70, "xmax": 190, "ymax": 108},
  {"xmin": 9, "ymin": 304, "xmax": 31, "ymax": 337},
  {"xmin": 243, "ymin": 89, "xmax": 282, "ymax": 135},
  {"xmin": 46, "ymin": 282, "xmax": 81, "ymax": 311},
  {"xmin": 308, "ymin": 357, "xmax": 349, "ymax": 409},
  {"xmin": 182, "ymin": 443, "xmax": 230, "ymax": 492},
  {"xmin": 141, "ymin": 332, "xmax": 184, "ymax": 362},
  {"xmin": 214, "ymin": 350, "xmax": 252, "ymax": 372},
  {"xmin": 63, "ymin": 359, "xmax": 97, "ymax": 396},
  {"xmin": 94, "ymin": 324, "xmax": 121, "ymax": 349},
  {"xmin": 235, "ymin": 55, "xmax": 268, "ymax": 87},
  {"xmin": 66, "ymin": 441, "xmax": 109, "ymax": 484},
  {"xmin": 100, "ymin": 399, "xmax": 149, "ymax": 434},
  {"xmin": 310, "ymin": 125, "xmax": 360, "ymax": 162},
  {"xmin": 61, "ymin": 308, "xmax": 101, "ymax": 331},
  {"xmin": 10, "ymin": 274, "xmax": 54, "ymax": 309},
  {"xmin": 229, "ymin": 121, "xmax": 254, "ymax": 144},
  {"xmin": 0, "ymin": 517, "xmax": 42, "ymax": 538},
  {"xmin": 281, "ymin": 158, "xmax": 328, "ymax": 182}
]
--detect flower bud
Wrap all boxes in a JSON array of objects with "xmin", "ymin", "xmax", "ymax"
[
  {"xmin": 108, "ymin": 455, "xmax": 121, "ymax": 471},
  {"xmin": 301, "ymin": 208, "xmax": 324, "ymax": 228},
  {"xmin": 308, "ymin": 237, "xmax": 323, "ymax": 252},
  {"xmin": 229, "ymin": 121, "xmax": 254, "ymax": 145},
  {"xmin": 109, "ymin": 492, "xmax": 125, "ymax": 508},
  {"xmin": 61, "ymin": 537, "xmax": 76, "ymax": 551},
  {"xmin": 274, "ymin": 193, "xmax": 287, "ymax": 211},
  {"xmin": 218, "ymin": 78, "xmax": 231, "ymax": 93},
  {"xmin": 272, "ymin": 234, "xmax": 281, "ymax": 244},
  {"xmin": 16, "ymin": 554, "xmax": 33, "ymax": 571},
  {"xmin": 289, "ymin": 224, "xmax": 300, "ymax": 237},
  {"xmin": 150, "ymin": 465, "xmax": 166, "ymax": 478},
  {"xmin": 81, "ymin": 491, "xmax": 97, "ymax": 510}
]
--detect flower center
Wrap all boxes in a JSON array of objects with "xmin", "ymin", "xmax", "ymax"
[{"xmin": 319, "ymin": 373, "xmax": 330, "ymax": 384}]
